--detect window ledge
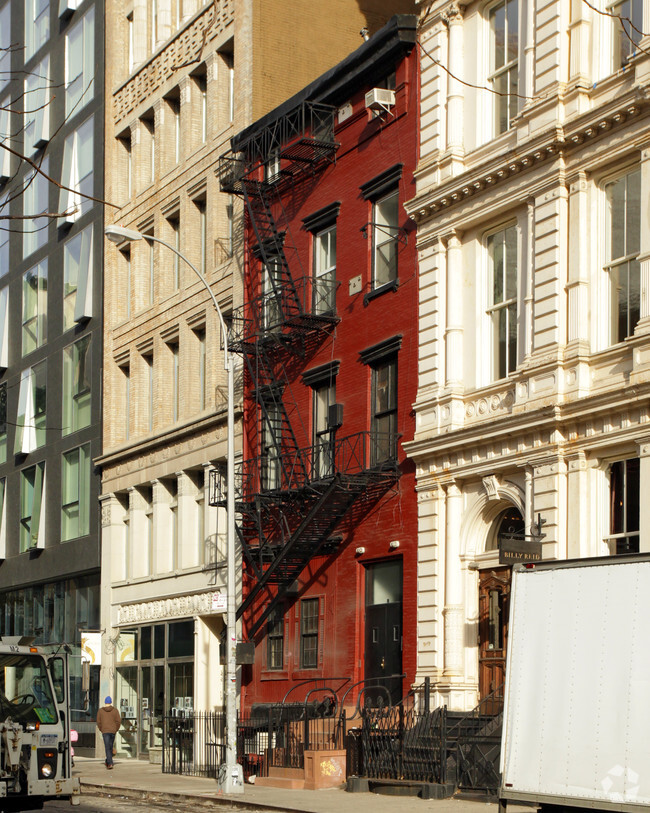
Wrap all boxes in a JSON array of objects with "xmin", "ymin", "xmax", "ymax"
[
  {"xmin": 260, "ymin": 670, "xmax": 289, "ymax": 681},
  {"xmin": 364, "ymin": 279, "xmax": 399, "ymax": 306}
]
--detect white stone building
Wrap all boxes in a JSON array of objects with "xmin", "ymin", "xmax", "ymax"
[{"xmin": 406, "ymin": 0, "xmax": 650, "ymax": 710}]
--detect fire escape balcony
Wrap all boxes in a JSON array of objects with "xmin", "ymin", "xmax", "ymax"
[
  {"xmin": 229, "ymin": 275, "xmax": 339, "ymax": 353},
  {"xmin": 218, "ymin": 102, "xmax": 339, "ymax": 195}
]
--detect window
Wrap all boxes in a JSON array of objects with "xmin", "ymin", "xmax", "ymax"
[
  {"xmin": 267, "ymin": 608, "xmax": 284, "ymax": 670},
  {"xmin": 0, "ymin": 381, "xmax": 6, "ymax": 464},
  {"xmin": 262, "ymin": 256, "xmax": 282, "ymax": 330},
  {"xmin": 265, "ymin": 148, "xmax": 281, "ymax": 183},
  {"xmin": 20, "ymin": 461, "xmax": 46, "ymax": 552},
  {"xmin": 489, "ymin": 0, "xmax": 518, "ymax": 135},
  {"xmin": 166, "ymin": 214, "xmax": 180, "ymax": 289},
  {"xmin": 0, "ymin": 193, "xmax": 8, "ymax": 272},
  {"xmin": 371, "ymin": 356, "xmax": 397, "ymax": 465},
  {"xmin": 605, "ymin": 168, "xmax": 640, "ymax": 343},
  {"xmin": 144, "ymin": 353, "xmax": 154, "ymax": 432},
  {"xmin": 611, "ymin": 0, "xmax": 642, "ymax": 67},
  {"xmin": 373, "ymin": 190, "xmax": 399, "ymax": 288},
  {"xmin": 59, "ymin": 116, "xmax": 94, "ymax": 225},
  {"xmin": 144, "ymin": 228, "xmax": 155, "ymax": 305},
  {"xmin": 118, "ymin": 133, "xmax": 132, "ymax": 200},
  {"xmin": 127, "ymin": 12, "xmax": 134, "ymax": 73},
  {"xmin": 121, "ymin": 246, "xmax": 131, "ymax": 320},
  {"xmin": 24, "ymin": 55, "xmax": 50, "ymax": 155},
  {"xmin": 313, "ymin": 225, "xmax": 336, "ymax": 315},
  {"xmin": 61, "ymin": 443, "xmax": 90, "ymax": 540},
  {"xmin": 0, "ymin": 285, "xmax": 8, "ymax": 369},
  {"xmin": 300, "ymin": 598, "xmax": 319, "ymax": 669},
  {"xmin": 260, "ymin": 394, "xmax": 281, "ymax": 491},
  {"xmin": 65, "ymin": 7, "xmax": 94, "ymax": 115},
  {"xmin": 166, "ymin": 92, "xmax": 180, "ymax": 165},
  {"xmin": 141, "ymin": 112, "xmax": 155, "ymax": 185},
  {"xmin": 194, "ymin": 71, "xmax": 207, "ymax": 143},
  {"xmin": 609, "ymin": 458, "xmax": 639, "ymax": 554},
  {"xmin": 63, "ymin": 224, "xmax": 93, "ymax": 329},
  {"xmin": 225, "ymin": 195, "xmax": 234, "ymax": 258},
  {"xmin": 194, "ymin": 328, "xmax": 206, "ymax": 410},
  {"xmin": 194, "ymin": 197, "xmax": 206, "ymax": 276},
  {"xmin": 15, "ymin": 362, "xmax": 46, "ymax": 453},
  {"xmin": 0, "ymin": 4, "xmax": 10, "ymax": 93},
  {"xmin": 168, "ymin": 340, "xmax": 179, "ymax": 422},
  {"xmin": 487, "ymin": 224, "xmax": 518, "ymax": 379},
  {"xmin": 312, "ymin": 379, "xmax": 335, "ymax": 479},
  {"xmin": 25, "ymin": 0, "xmax": 49, "ymax": 60},
  {"xmin": 0, "ymin": 102, "xmax": 12, "ymax": 180},
  {"xmin": 23, "ymin": 158, "xmax": 49, "ymax": 258},
  {"xmin": 63, "ymin": 335, "xmax": 91, "ymax": 435},
  {"xmin": 120, "ymin": 362, "xmax": 130, "ymax": 441},
  {"xmin": 22, "ymin": 259, "xmax": 48, "ymax": 355}
]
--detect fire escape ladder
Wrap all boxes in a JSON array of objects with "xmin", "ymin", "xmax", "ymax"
[
  {"xmin": 242, "ymin": 345, "xmax": 310, "ymax": 492},
  {"xmin": 241, "ymin": 181, "xmax": 303, "ymax": 324}
]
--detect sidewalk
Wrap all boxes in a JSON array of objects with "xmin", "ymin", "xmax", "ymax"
[{"xmin": 74, "ymin": 756, "xmax": 529, "ymax": 813}]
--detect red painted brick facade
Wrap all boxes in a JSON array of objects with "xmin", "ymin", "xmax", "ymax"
[{"xmin": 236, "ymin": 23, "xmax": 419, "ymax": 712}]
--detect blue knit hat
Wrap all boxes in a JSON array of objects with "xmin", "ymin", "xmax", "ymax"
[{"xmin": 104, "ymin": 696, "xmax": 112, "ymax": 704}]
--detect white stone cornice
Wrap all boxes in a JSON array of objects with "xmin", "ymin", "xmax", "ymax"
[{"xmin": 406, "ymin": 94, "xmax": 648, "ymax": 225}]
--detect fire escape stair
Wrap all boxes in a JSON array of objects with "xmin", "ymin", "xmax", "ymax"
[{"xmin": 238, "ymin": 472, "xmax": 373, "ymax": 639}]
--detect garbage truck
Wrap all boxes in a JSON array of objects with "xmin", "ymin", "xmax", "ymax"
[
  {"xmin": 499, "ymin": 554, "xmax": 650, "ymax": 813},
  {"xmin": 0, "ymin": 637, "xmax": 80, "ymax": 810}
]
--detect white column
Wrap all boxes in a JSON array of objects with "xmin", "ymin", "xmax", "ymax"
[
  {"xmin": 567, "ymin": 173, "xmax": 590, "ymax": 347},
  {"xmin": 443, "ymin": 3, "xmax": 465, "ymax": 157},
  {"xmin": 152, "ymin": 479, "xmax": 173, "ymax": 575},
  {"xmin": 178, "ymin": 471, "xmax": 199, "ymax": 570},
  {"xmin": 445, "ymin": 231, "xmax": 464, "ymax": 387},
  {"xmin": 443, "ymin": 482, "xmax": 464, "ymax": 677},
  {"xmin": 130, "ymin": 486, "xmax": 150, "ymax": 579},
  {"xmin": 567, "ymin": 452, "xmax": 590, "ymax": 558},
  {"xmin": 523, "ymin": 0, "xmax": 536, "ymax": 101}
]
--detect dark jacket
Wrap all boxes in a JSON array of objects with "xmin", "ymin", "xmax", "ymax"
[{"xmin": 96, "ymin": 705, "xmax": 122, "ymax": 734}]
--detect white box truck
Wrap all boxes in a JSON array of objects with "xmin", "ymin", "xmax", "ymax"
[{"xmin": 500, "ymin": 554, "xmax": 650, "ymax": 813}]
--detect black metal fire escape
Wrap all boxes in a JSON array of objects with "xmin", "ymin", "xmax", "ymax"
[{"xmin": 210, "ymin": 102, "xmax": 399, "ymax": 640}]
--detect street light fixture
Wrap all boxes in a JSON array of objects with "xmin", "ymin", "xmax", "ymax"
[{"xmin": 104, "ymin": 224, "xmax": 243, "ymax": 794}]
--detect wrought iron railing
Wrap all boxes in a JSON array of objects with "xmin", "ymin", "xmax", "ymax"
[
  {"xmin": 209, "ymin": 431, "xmax": 399, "ymax": 506},
  {"xmin": 162, "ymin": 704, "xmax": 345, "ymax": 781}
]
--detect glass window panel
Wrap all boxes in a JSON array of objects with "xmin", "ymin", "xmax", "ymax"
[
  {"xmin": 63, "ymin": 335, "xmax": 91, "ymax": 435},
  {"xmin": 61, "ymin": 443, "xmax": 90, "ymax": 541},
  {"xmin": 23, "ymin": 158, "xmax": 49, "ymax": 258},
  {"xmin": 140, "ymin": 626, "xmax": 152, "ymax": 660},
  {"xmin": 625, "ymin": 169, "xmax": 641, "ymax": 256},
  {"xmin": 168, "ymin": 620, "xmax": 193, "ymax": 658},
  {"xmin": 608, "ymin": 176, "xmax": 626, "ymax": 261},
  {"xmin": 154, "ymin": 625, "xmax": 165, "ymax": 659},
  {"xmin": 66, "ymin": 7, "xmax": 94, "ymax": 115},
  {"xmin": 491, "ymin": 3, "xmax": 505, "ymax": 69},
  {"xmin": 22, "ymin": 259, "xmax": 47, "ymax": 355}
]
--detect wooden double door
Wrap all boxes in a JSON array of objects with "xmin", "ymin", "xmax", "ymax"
[{"xmin": 478, "ymin": 567, "xmax": 511, "ymax": 702}]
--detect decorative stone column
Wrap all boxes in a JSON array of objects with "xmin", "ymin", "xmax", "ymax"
[
  {"xmin": 443, "ymin": 482, "xmax": 464, "ymax": 677},
  {"xmin": 567, "ymin": 172, "xmax": 590, "ymax": 348},
  {"xmin": 445, "ymin": 230, "xmax": 464, "ymax": 388},
  {"xmin": 442, "ymin": 2, "xmax": 465, "ymax": 162}
]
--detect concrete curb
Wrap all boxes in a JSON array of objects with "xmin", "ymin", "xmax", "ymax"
[{"xmin": 80, "ymin": 781, "xmax": 312, "ymax": 813}]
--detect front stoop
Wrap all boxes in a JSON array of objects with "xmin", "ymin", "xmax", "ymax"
[{"xmin": 255, "ymin": 767, "xmax": 305, "ymax": 790}]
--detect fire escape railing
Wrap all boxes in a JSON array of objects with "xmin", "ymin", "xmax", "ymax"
[{"xmin": 209, "ymin": 431, "xmax": 399, "ymax": 507}]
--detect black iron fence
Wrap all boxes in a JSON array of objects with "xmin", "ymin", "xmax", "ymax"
[{"xmin": 162, "ymin": 705, "xmax": 345, "ymax": 781}]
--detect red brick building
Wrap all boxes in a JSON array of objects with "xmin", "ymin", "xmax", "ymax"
[{"xmin": 218, "ymin": 15, "xmax": 419, "ymax": 712}]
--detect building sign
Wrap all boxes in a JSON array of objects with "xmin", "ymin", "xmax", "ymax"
[
  {"xmin": 80, "ymin": 631, "xmax": 102, "ymax": 665},
  {"xmin": 212, "ymin": 592, "xmax": 227, "ymax": 612},
  {"xmin": 499, "ymin": 537, "xmax": 542, "ymax": 565}
]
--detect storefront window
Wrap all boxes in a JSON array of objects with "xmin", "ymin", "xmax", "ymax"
[{"xmin": 113, "ymin": 619, "xmax": 195, "ymax": 759}]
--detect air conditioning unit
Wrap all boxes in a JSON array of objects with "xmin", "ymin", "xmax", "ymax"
[{"xmin": 365, "ymin": 88, "xmax": 396, "ymax": 112}]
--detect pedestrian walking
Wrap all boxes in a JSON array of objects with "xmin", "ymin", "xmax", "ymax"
[{"xmin": 96, "ymin": 696, "xmax": 121, "ymax": 769}]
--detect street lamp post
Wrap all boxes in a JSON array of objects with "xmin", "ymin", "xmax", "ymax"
[{"xmin": 105, "ymin": 225, "xmax": 243, "ymax": 794}]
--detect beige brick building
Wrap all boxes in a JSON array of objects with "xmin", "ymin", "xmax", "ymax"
[{"xmin": 100, "ymin": 0, "xmax": 416, "ymax": 760}]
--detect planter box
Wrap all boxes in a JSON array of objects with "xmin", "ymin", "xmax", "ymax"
[{"xmin": 303, "ymin": 749, "xmax": 346, "ymax": 790}]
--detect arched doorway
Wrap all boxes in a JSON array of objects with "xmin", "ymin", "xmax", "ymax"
[{"xmin": 478, "ymin": 506, "xmax": 524, "ymax": 701}]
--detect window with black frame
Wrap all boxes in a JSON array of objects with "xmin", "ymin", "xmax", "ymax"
[
  {"xmin": 300, "ymin": 598, "xmax": 319, "ymax": 669},
  {"xmin": 267, "ymin": 608, "xmax": 284, "ymax": 670},
  {"xmin": 609, "ymin": 458, "xmax": 640, "ymax": 554}
]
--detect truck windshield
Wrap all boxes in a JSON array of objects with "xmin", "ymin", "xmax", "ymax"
[{"xmin": 0, "ymin": 654, "xmax": 58, "ymax": 724}]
